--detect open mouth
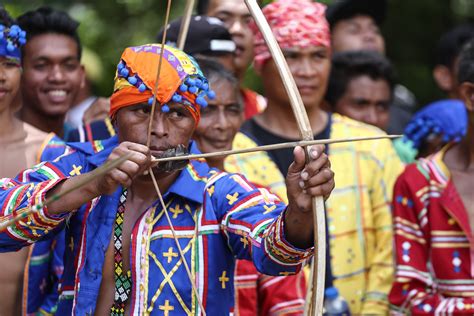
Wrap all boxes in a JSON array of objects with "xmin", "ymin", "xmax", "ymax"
[
  {"xmin": 297, "ymin": 85, "xmax": 317, "ymax": 95},
  {"xmin": 0, "ymin": 89, "xmax": 10, "ymax": 97},
  {"xmin": 44, "ymin": 89, "xmax": 68, "ymax": 103}
]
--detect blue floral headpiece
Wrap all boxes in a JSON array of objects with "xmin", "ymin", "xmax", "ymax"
[{"xmin": 0, "ymin": 24, "xmax": 27, "ymax": 61}]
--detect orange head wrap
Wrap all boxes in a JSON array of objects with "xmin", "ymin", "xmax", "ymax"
[{"xmin": 110, "ymin": 44, "xmax": 215, "ymax": 124}]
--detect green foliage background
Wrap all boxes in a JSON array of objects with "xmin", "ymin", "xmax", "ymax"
[{"xmin": 4, "ymin": 0, "xmax": 474, "ymax": 108}]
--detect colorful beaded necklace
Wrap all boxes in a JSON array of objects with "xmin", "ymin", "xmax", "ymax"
[{"xmin": 110, "ymin": 189, "xmax": 132, "ymax": 315}]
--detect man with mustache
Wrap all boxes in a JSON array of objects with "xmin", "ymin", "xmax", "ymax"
[
  {"xmin": 0, "ymin": 44, "xmax": 335, "ymax": 315},
  {"xmin": 226, "ymin": 0, "xmax": 403, "ymax": 313}
]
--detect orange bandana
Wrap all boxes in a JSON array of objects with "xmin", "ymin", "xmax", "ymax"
[{"xmin": 110, "ymin": 44, "xmax": 214, "ymax": 124}]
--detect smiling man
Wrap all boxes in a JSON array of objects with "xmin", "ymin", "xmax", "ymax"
[
  {"xmin": 0, "ymin": 7, "xmax": 57, "ymax": 315},
  {"xmin": 226, "ymin": 0, "xmax": 403, "ymax": 313},
  {"xmin": 0, "ymin": 44, "xmax": 335, "ymax": 315},
  {"xmin": 17, "ymin": 7, "xmax": 85, "ymax": 138}
]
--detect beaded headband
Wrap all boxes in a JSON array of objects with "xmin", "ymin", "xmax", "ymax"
[
  {"xmin": 0, "ymin": 24, "xmax": 27, "ymax": 61},
  {"xmin": 110, "ymin": 44, "xmax": 215, "ymax": 124}
]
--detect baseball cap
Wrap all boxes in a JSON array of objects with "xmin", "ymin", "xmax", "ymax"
[
  {"xmin": 157, "ymin": 15, "xmax": 236, "ymax": 56},
  {"xmin": 325, "ymin": 0, "xmax": 387, "ymax": 27}
]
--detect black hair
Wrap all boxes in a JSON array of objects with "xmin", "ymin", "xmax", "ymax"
[
  {"xmin": 325, "ymin": 50, "xmax": 395, "ymax": 107},
  {"xmin": 0, "ymin": 6, "xmax": 15, "ymax": 26},
  {"xmin": 458, "ymin": 39, "xmax": 474, "ymax": 84},
  {"xmin": 17, "ymin": 6, "xmax": 81, "ymax": 60},
  {"xmin": 435, "ymin": 23, "xmax": 474, "ymax": 68},
  {"xmin": 197, "ymin": 0, "xmax": 210, "ymax": 15},
  {"xmin": 196, "ymin": 57, "xmax": 238, "ymax": 86}
]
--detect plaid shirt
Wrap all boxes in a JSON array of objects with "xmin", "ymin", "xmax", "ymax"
[
  {"xmin": 227, "ymin": 113, "xmax": 403, "ymax": 314},
  {"xmin": 389, "ymin": 147, "xmax": 474, "ymax": 315},
  {"xmin": 0, "ymin": 136, "xmax": 313, "ymax": 315}
]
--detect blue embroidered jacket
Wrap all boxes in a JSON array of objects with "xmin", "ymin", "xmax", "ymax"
[{"xmin": 0, "ymin": 136, "xmax": 313, "ymax": 315}]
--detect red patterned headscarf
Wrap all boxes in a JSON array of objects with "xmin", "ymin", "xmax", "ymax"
[{"xmin": 251, "ymin": 0, "xmax": 331, "ymax": 71}]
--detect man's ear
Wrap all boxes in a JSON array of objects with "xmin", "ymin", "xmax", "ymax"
[
  {"xmin": 433, "ymin": 65, "xmax": 454, "ymax": 92},
  {"xmin": 459, "ymin": 82, "xmax": 474, "ymax": 112}
]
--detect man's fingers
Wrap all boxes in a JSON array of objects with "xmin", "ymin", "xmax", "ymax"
[
  {"xmin": 301, "ymin": 152, "xmax": 329, "ymax": 177},
  {"xmin": 106, "ymin": 169, "xmax": 132, "ymax": 189},
  {"xmin": 117, "ymin": 160, "xmax": 141, "ymax": 179},
  {"xmin": 112, "ymin": 143, "xmax": 151, "ymax": 168},
  {"xmin": 121, "ymin": 141, "xmax": 151, "ymax": 156},
  {"xmin": 288, "ymin": 146, "xmax": 307, "ymax": 174},
  {"xmin": 300, "ymin": 168, "xmax": 334, "ymax": 188},
  {"xmin": 303, "ymin": 180, "xmax": 335, "ymax": 198}
]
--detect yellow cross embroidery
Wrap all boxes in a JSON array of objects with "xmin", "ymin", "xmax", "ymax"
[
  {"xmin": 159, "ymin": 300, "xmax": 174, "ymax": 316},
  {"xmin": 170, "ymin": 205, "xmax": 183, "ymax": 219},
  {"xmin": 69, "ymin": 237, "xmax": 74, "ymax": 251},
  {"xmin": 263, "ymin": 205, "xmax": 276, "ymax": 214},
  {"xmin": 163, "ymin": 247, "xmax": 178, "ymax": 264},
  {"xmin": 240, "ymin": 237, "xmax": 249, "ymax": 248},
  {"xmin": 279, "ymin": 271, "xmax": 293, "ymax": 276},
  {"xmin": 219, "ymin": 270, "xmax": 230, "ymax": 289},
  {"xmin": 69, "ymin": 164, "xmax": 82, "ymax": 176},
  {"xmin": 184, "ymin": 204, "xmax": 192, "ymax": 215},
  {"xmin": 226, "ymin": 192, "xmax": 239, "ymax": 205},
  {"xmin": 207, "ymin": 185, "xmax": 215, "ymax": 196}
]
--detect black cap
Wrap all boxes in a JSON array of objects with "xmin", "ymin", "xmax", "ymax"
[
  {"xmin": 326, "ymin": 0, "xmax": 387, "ymax": 27},
  {"xmin": 157, "ymin": 15, "xmax": 236, "ymax": 56}
]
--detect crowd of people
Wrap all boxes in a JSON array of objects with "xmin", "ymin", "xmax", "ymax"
[{"xmin": 0, "ymin": 0, "xmax": 472, "ymax": 315}]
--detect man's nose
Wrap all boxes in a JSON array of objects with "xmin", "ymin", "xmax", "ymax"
[
  {"xmin": 215, "ymin": 107, "xmax": 231, "ymax": 130},
  {"xmin": 47, "ymin": 65, "xmax": 65, "ymax": 82},
  {"xmin": 228, "ymin": 19, "xmax": 246, "ymax": 36},
  {"xmin": 364, "ymin": 106, "xmax": 379, "ymax": 126},
  {"xmin": 362, "ymin": 29, "xmax": 378, "ymax": 43},
  {"xmin": 0, "ymin": 66, "xmax": 6, "ymax": 82},
  {"xmin": 293, "ymin": 58, "xmax": 318, "ymax": 77},
  {"xmin": 150, "ymin": 112, "xmax": 169, "ymax": 138}
]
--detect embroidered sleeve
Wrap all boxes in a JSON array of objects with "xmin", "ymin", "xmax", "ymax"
[
  {"xmin": 388, "ymin": 166, "xmax": 474, "ymax": 315},
  {"xmin": 0, "ymin": 151, "xmax": 87, "ymax": 251},
  {"xmin": 207, "ymin": 172, "xmax": 313, "ymax": 276}
]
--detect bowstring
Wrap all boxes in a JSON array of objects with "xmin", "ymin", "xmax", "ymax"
[{"xmin": 145, "ymin": 0, "xmax": 206, "ymax": 314}]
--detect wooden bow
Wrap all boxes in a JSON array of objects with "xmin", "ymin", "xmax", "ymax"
[
  {"xmin": 0, "ymin": 2, "xmax": 379, "ymax": 315},
  {"xmin": 146, "ymin": 0, "xmax": 208, "ymax": 314},
  {"xmin": 243, "ymin": 1, "xmax": 325, "ymax": 314}
]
